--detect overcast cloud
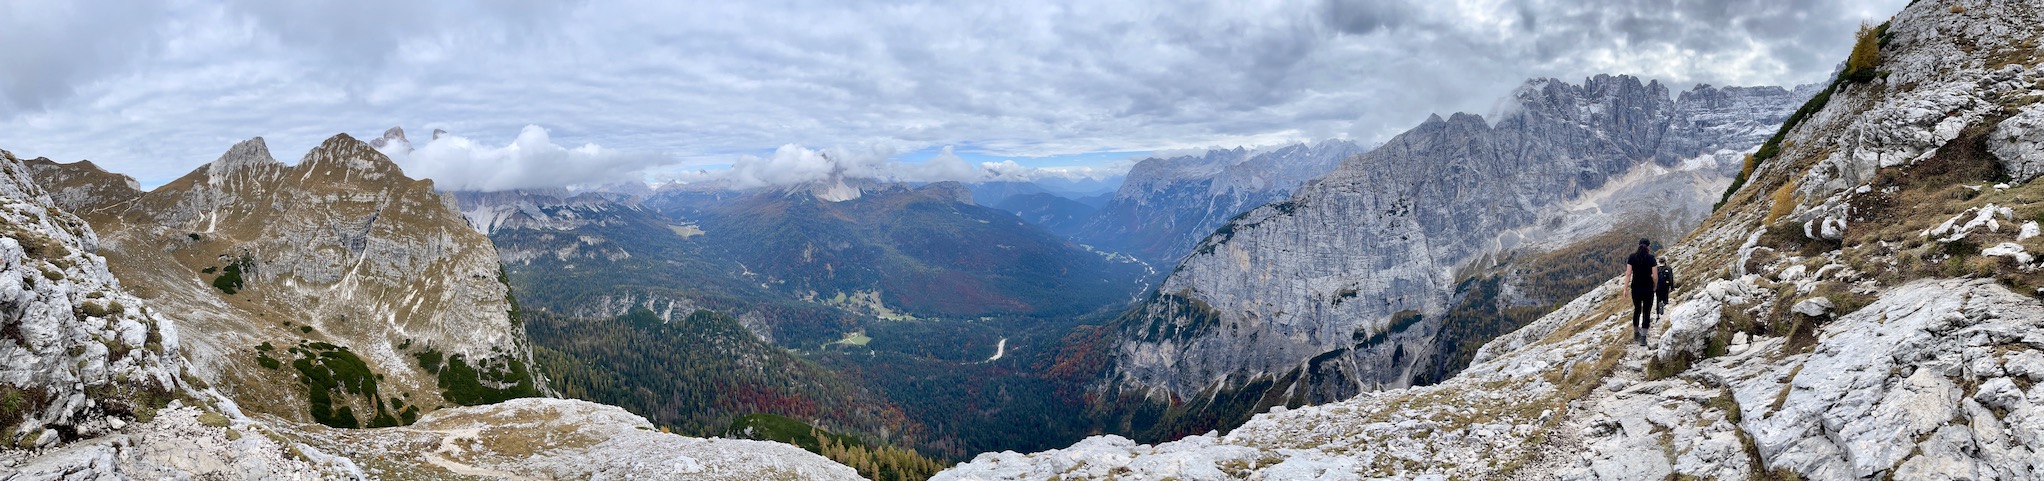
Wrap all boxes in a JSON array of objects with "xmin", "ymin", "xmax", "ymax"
[{"xmin": 0, "ymin": 0, "xmax": 1907, "ymax": 189}]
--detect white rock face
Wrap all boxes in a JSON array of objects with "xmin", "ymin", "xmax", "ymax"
[
  {"xmin": 1, "ymin": 403, "xmax": 333, "ymax": 480},
  {"xmin": 1112, "ymin": 75, "xmax": 1814, "ymax": 408},
  {"xmin": 1654, "ymin": 276, "xmax": 1761, "ymax": 362},
  {"xmin": 1795, "ymin": 1, "xmax": 2044, "ymax": 196},
  {"xmin": 1992, "ymin": 103, "xmax": 2044, "ymax": 183},
  {"xmin": 940, "ymin": 276, "xmax": 2044, "ymax": 480},
  {"xmin": 1081, "ymin": 140, "xmax": 1366, "ymax": 266},
  {"xmin": 3, "ymin": 398, "xmax": 864, "ymax": 480},
  {"xmin": 1788, "ymin": 297, "xmax": 1833, "ymax": 317},
  {"xmin": 0, "ymin": 150, "xmax": 183, "ymax": 452},
  {"xmin": 384, "ymin": 398, "xmax": 865, "ymax": 480},
  {"xmin": 1730, "ymin": 279, "xmax": 2044, "ymax": 479}
]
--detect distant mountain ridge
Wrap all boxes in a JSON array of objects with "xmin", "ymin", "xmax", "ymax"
[
  {"xmin": 1073, "ymin": 140, "xmax": 1366, "ymax": 267},
  {"xmin": 1089, "ymin": 74, "xmax": 1817, "ymax": 439}
]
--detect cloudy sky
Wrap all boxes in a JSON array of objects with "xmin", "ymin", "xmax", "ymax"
[{"xmin": 0, "ymin": 0, "xmax": 1906, "ymax": 190}]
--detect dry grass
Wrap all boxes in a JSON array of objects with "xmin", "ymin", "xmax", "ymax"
[{"xmin": 1766, "ymin": 179, "xmax": 1800, "ymax": 224}]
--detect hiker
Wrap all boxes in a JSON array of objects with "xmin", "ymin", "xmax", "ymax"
[
  {"xmin": 1656, "ymin": 258, "xmax": 1675, "ymax": 317},
  {"xmin": 1624, "ymin": 238, "xmax": 1658, "ymax": 346}
]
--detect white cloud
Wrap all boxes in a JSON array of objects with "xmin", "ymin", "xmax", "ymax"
[
  {"xmin": 0, "ymin": 0, "xmax": 1910, "ymax": 187},
  {"xmin": 698, "ymin": 145, "xmax": 1125, "ymax": 189},
  {"xmin": 981, "ymin": 160, "xmax": 1126, "ymax": 183},
  {"xmin": 379, "ymin": 125, "xmax": 659, "ymax": 192}
]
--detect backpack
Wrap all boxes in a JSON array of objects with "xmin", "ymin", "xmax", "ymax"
[{"xmin": 1656, "ymin": 265, "xmax": 1675, "ymax": 293}]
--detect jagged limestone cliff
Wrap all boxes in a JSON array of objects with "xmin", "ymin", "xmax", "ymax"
[
  {"xmin": 1106, "ymin": 75, "xmax": 1813, "ymax": 419},
  {"xmin": 941, "ymin": 0, "xmax": 2044, "ymax": 478},
  {"xmin": 1082, "ymin": 141, "xmax": 1366, "ymax": 268},
  {"xmin": 25, "ymin": 135, "xmax": 541, "ymax": 427}
]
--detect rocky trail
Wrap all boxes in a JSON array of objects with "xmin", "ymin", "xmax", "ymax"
[{"xmin": 1508, "ymin": 312, "xmax": 1646, "ymax": 480}]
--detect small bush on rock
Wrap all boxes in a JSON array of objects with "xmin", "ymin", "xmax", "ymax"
[{"xmin": 1844, "ymin": 23, "xmax": 1885, "ymax": 82}]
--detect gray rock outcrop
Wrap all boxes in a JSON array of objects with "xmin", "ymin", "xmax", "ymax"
[
  {"xmin": 1080, "ymin": 140, "xmax": 1365, "ymax": 267},
  {"xmin": 0, "ymin": 149, "xmax": 183, "ymax": 453}
]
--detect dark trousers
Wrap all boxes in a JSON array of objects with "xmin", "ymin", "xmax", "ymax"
[{"xmin": 1631, "ymin": 289, "xmax": 1654, "ymax": 331}]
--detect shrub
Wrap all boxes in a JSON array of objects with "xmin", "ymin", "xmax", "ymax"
[
  {"xmin": 197, "ymin": 412, "xmax": 230, "ymax": 428},
  {"xmin": 414, "ymin": 349, "xmax": 443, "ymax": 374},
  {"xmin": 1844, "ymin": 23, "xmax": 1884, "ymax": 82},
  {"xmin": 292, "ymin": 344, "xmax": 382, "ymax": 428},
  {"xmin": 0, "ymin": 385, "xmax": 45, "ymax": 429},
  {"xmin": 436, "ymin": 354, "xmax": 540, "ymax": 405},
  {"xmin": 211, "ymin": 259, "xmax": 245, "ymax": 295},
  {"xmin": 1766, "ymin": 180, "xmax": 1800, "ymax": 224}
]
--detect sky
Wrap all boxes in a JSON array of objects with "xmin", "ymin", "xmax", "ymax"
[{"xmin": 0, "ymin": 0, "xmax": 1908, "ymax": 191}]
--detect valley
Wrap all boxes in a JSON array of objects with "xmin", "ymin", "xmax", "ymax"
[
  {"xmin": 0, "ymin": 76, "xmax": 1816, "ymax": 479},
  {"xmin": 7, "ymin": 1, "xmax": 2031, "ymax": 479}
]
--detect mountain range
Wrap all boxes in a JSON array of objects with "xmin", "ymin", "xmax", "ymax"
[
  {"xmin": 940, "ymin": 1, "xmax": 2044, "ymax": 478},
  {"xmin": 8, "ymin": 1, "xmax": 2041, "ymax": 479},
  {"xmin": 0, "ymin": 142, "xmax": 862, "ymax": 479},
  {"xmin": 1085, "ymin": 74, "xmax": 1820, "ymax": 440}
]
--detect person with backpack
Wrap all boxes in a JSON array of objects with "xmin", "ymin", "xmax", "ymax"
[
  {"xmin": 1656, "ymin": 261, "xmax": 1674, "ymax": 318},
  {"xmin": 1624, "ymin": 238, "xmax": 1658, "ymax": 346}
]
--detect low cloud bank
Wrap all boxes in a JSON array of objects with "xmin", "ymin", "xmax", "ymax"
[
  {"xmin": 678, "ymin": 145, "xmax": 1127, "ymax": 189},
  {"xmin": 376, "ymin": 126, "xmax": 1126, "ymax": 192},
  {"xmin": 375, "ymin": 125, "xmax": 663, "ymax": 192}
]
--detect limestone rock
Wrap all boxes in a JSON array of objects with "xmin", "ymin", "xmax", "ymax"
[
  {"xmin": 1789, "ymin": 297, "xmax": 1834, "ymax": 318},
  {"xmin": 1079, "ymin": 140, "xmax": 1365, "ymax": 267},
  {"xmin": 1111, "ymin": 76, "xmax": 1816, "ymax": 408},
  {"xmin": 25, "ymin": 134, "xmax": 542, "ymax": 425},
  {"xmin": 1991, "ymin": 103, "xmax": 2044, "ymax": 183},
  {"xmin": 0, "ymin": 149, "xmax": 183, "ymax": 453}
]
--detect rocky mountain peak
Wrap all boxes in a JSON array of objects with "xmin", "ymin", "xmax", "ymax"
[
  {"xmin": 19, "ymin": 157, "xmax": 143, "ymax": 214},
  {"xmin": 299, "ymin": 132, "xmax": 407, "ymax": 181},
  {"xmin": 1099, "ymin": 71, "xmax": 1814, "ymax": 426},
  {"xmin": 367, "ymin": 126, "xmax": 409, "ymax": 152},
  {"xmin": 203, "ymin": 137, "xmax": 280, "ymax": 178},
  {"xmin": 23, "ymin": 133, "xmax": 543, "ymax": 431},
  {"xmin": 1083, "ymin": 139, "xmax": 1363, "ymax": 267}
]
